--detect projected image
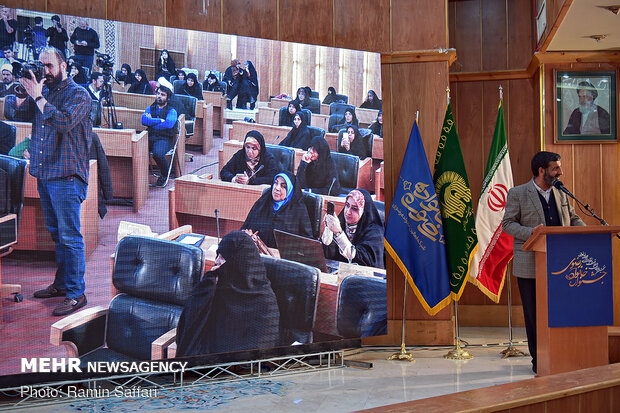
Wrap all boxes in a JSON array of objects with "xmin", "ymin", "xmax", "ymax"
[{"xmin": 0, "ymin": 6, "xmax": 386, "ymax": 380}]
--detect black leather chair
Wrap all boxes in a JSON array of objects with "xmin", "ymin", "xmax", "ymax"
[
  {"xmin": 337, "ymin": 275, "xmax": 387, "ymax": 338},
  {"xmin": 172, "ymin": 79, "xmax": 184, "ymax": 94},
  {"xmin": 90, "ymin": 100, "xmax": 102, "ymax": 127},
  {"xmin": 373, "ymin": 200, "xmax": 385, "ymax": 227},
  {"xmin": 334, "ymin": 94, "xmax": 348, "ymax": 104},
  {"xmin": 262, "ymin": 255, "xmax": 320, "ymax": 345},
  {"xmin": 310, "ymin": 90, "xmax": 319, "ymax": 99},
  {"xmin": 173, "ymin": 94, "xmax": 197, "ymax": 137},
  {"xmin": 300, "ymin": 191, "xmax": 323, "ymax": 239},
  {"xmin": 51, "ymin": 236, "xmax": 204, "ymax": 363},
  {"xmin": 331, "ymin": 152, "xmax": 359, "ymax": 194},
  {"xmin": 308, "ymin": 126, "xmax": 326, "ymax": 141},
  {"xmin": 0, "ymin": 121, "xmax": 16, "ymax": 155},
  {"xmin": 337, "ymin": 128, "xmax": 373, "ymax": 160},
  {"xmin": 265, "ymin": 143, "xmax": 295, "ymax": 174},
  {"xmin": 328, "ymin": 103, "xmax": 356, "ymax": 132},
  {"xmin": 279, "ymin": 106, "xmax": 311, "ymax": 126},
  {"xmin": 306, "ymin": 97, "xmax": 321, "ymax": 114}
]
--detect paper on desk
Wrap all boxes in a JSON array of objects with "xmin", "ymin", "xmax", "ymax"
[
  {"xmin": 338, "ymin": 262, "xmax": 375, "ymax": 278},
  {"xmin": 117, "ymin": 221, "xmax": 156, "ymax": 242},
  {"xmin": 178, "ymin": 235, "xmax": 203, "ymax": 245}
]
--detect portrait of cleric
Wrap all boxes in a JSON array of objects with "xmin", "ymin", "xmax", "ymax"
[{"xmin": 562, "ymin": 80, "xmax": 611, "ymax": 136}]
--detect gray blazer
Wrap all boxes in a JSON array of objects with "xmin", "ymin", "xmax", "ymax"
[{"xmin": 502, "ymin": 180, "xmax": 585, "ymax": 278}]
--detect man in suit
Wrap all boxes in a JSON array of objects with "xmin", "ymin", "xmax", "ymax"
[{"xmin": 502, "ymin": 151, "xmax": 585, "ymax": 374}]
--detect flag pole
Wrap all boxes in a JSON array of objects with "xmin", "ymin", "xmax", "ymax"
[
  {"xmin": 501, "ymin": 265, "xmax": 527, "ymax": 358},
  {"xmin": 388, "ymin": 112, "xmax": 420, "ymax": 363},
  {"xmin": 444, "ymin": 300, "xmax": 473, "ymax": 359}
]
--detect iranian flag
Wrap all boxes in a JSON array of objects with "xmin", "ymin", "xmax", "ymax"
[{"xmin": 469, "ymin": 100, "xmax": 514, "ymax": 303}]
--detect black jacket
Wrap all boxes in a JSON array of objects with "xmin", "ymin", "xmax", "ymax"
[
  {"xmin": 89, "ymin": 132, "xmax": 113, "ymax": 219},
  {"xmin": 241, "ymin": 172, "xmax": 313, "ymax": 248},
  {"xmin": 176, "ymin": 231, "xmax": 280, "ymax": 356},
  {"xmin": 296, "ymin": 136, "xmax": 341, "ymax": 196},
  {"xmin": 220, "ymin": 131, "xmax": 278, "ymax": 185}
]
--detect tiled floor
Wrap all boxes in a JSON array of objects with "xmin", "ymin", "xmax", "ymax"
[{"xmin": 18, "ymin": 328, "xmax": 534, "ymax": 413}]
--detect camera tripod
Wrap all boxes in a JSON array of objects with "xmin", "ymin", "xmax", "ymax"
[{"xmin": 100, "ymin": 73, "xmax": 123, "ymax": 129}]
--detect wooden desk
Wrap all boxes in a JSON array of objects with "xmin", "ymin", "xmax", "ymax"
[
  {"xmin": 105, "ymin": 106, "xmax": 146, "ymax": 132},
  {"xmin": 230, "ymin": 120, "xmax": 292, "ymax": 145},
  {"xmin": 320, "ymin": 103, "xmax": 330, "ymax": 115},
  {"xmin": 169, "ymin": 175, "xmax": 268, "ymax": 236},
  {"xmin": 202, "ymin": 90, "xmax": 226, "ymax": 136},
  {"xmin": 324, "ymin": 132, "xmax": 383, "ymax": 162},
  {"xmin": 355, "ymin": 107, "xmax": 379, "ymax": 128},
  {"xmin": 111, "ymin": 91, "xmax": 156, "ymax": 111},
  {"xmin": 198, "ymin": 102, "xmax": 214, "ymax": 154},
  {"xmin": 17, "ymin": 160, "xmax": 99, "ymax": 256},
  {"xmin": 257, "ymin": 107, "xmax": 279, "ymax": 125},
  {"xmin": 311, "ymin": 113, "xmax": 329, "ymax": 131},
  {"xmin": 269, "ymin": 97, "xmax": 291, "ymax": 110},
  {"xmin": 375, "ymin": 161, "xmax": 384, "ymax": 201},
  {"xmin": 94, "ymin": 128, "xmax": 149, "ymax": 212},
  {"xmin": 112, "ymin": 82, "xmax": 131, "ymax": 93},
  {"xmin": 0, "ymin": 97, "xmax": 4, "ymax": 120}
]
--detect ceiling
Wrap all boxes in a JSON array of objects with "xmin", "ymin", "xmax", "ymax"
[{"xmin": 547, "ymin": 0, "xmax": 620, "ymax": 51}]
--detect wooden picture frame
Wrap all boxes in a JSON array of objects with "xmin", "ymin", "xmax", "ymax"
[{"xmin": 554, "ymin": 70, "xmax": 617, "ymax": 143}]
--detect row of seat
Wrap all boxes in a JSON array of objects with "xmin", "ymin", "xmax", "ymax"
[{"xmin": 51, "ymin": 235, "xmax": 387, "ymax": 363}]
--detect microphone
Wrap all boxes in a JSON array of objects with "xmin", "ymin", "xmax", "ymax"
[
  {"xmin": 327, "ymin": 177, "xmax": 337, "ymax": 196},
  {"xmin": 248, "ymin": 164, "xmax": 264, "ymax": 181},
  {"xmin": 271, "ymin": 135, "xmax": 281, "ymax": 144},
  {"xmin": 552, "ymin": 180, "xmax": 575, "ymax": 200},
  {"xmin": 215, "ymin": 209, "xmax": 221, "ymax": 243}
]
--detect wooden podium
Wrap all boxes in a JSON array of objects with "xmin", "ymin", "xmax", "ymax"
[{"xmin": 523, "ymin": 225, "xmax": 620, "ymax": 376}]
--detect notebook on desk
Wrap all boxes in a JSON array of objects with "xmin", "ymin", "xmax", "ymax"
[{"xmin": 273, "ymin": 229, "xmax": 335, "ymax": 273}]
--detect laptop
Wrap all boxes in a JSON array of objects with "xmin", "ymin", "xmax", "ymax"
[{"xmin": 273, "ymin": 229, "xmax": 331, "ymax": 272}]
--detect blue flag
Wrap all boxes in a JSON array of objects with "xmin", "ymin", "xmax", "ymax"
[{"xmin": 384, "ymin": 121, "xmax": 451, "ymax": 316}]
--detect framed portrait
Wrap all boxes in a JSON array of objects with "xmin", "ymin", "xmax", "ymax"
[{"xmin": 555, "ymin": 70, "xmax": 617, "ymax": 142}]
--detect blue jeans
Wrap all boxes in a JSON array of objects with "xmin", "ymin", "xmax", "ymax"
[
  {"xmin": 149, "ymin": 136, "xmax": 172, "ymax": 178},
  {"xmin": 37, "ymin": 177, "xmax": 87, "ymax": 299}
]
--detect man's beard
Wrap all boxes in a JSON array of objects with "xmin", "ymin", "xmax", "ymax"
[
  {"xmin": 543, "ymin": 169, "xmax": 556, "ymax": 187},
  {"xmin": 579, "ymin": 103, "xmax": 594, "ymax": 115},
  {"xmin": 156, "ymin": 97, "xmax": 165, "ymax": 106},
  {"xmin": 44, "ymin": 72, "xmax": 63, "ymax": 89}
]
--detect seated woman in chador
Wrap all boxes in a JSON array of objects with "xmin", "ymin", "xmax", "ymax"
[
  {"xmin": 127, "ymin": 69, "xmax": 153, "ymax": 95},
  {"xmin": 279, "ymin": 100, "xmax": 301, "ymax": 127},
  {"xmin": 279, "ymin": 112, "xmax": 312, "ymax": 150},
  {"xmin": 321, "ymin": 189, "xmax": 384, "ymax": 269},
  {"xmin": 330, "ymin": 109, "xmax": 359, "ymax": 133},
  {"xmin": 338, "ymin": 125, "xmax": 370, "ymax": 160},
  {"xmin": 220, "ymin": 130, "xmax": 278, "ymax": 185},
  {"xmin": 175, "ymin": 231, "xmax": 280, "ymax": 356},
  {"xmin": 241, "ymin": 172, "xmax": 313, "ymax": 248},
  {"xmin": 296, "ymin": 136, "xmax": 341, "ymax": 196},
  {"xmin": 179, "ymin": 73, "xmax": 203, "ymax": 100}
]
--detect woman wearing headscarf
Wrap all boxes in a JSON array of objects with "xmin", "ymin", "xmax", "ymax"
[
  {"xmin": 69, "ymin": 63, "xmax": 88, "ymax": 85},
  {"xmin": 369, "ymin": 110, "xmax": 383, "ymax": 138},
  {"xmin": 279, "ymin": 112, "xmax": 312, "ymax": 150},
  {"xmin": 241, "ymin": 172, "xmax": 313, "ymax": 248},
  {"xmin": 118, "ymin": 63, "xmax": 135, "ymax": 85},
  {"xmin": 322, "ymin": 86, "xmax": 338, "ymax": 105},
  {"xmin": 294, "ymin": 86, "xmax": 312, "ymax": 110},
  {"xmin": 180, "ymin": 73, "xmax": 203, "ymax": 100},
  {"xmin": 360, "ymin": 90, "xmax": 382, "ymax": 110},
  {"xmin": 238, "ymin": 60, "xmax": 259, "ymax": 109},
  {"xmin": 339, "ymin": 125, "xmax": 370, "ymax": 160},
  {"xmin": 128, "ymin": 69, "xmax": 153, "ymax": 95},
  {"xmin": 296, "ymin": 135, "xmax": 341, "ymax": 196},
  {"xmin": 176, "ymin": 70, "xmax": 186, "ymax": 82},
  {"xmin": 330, "ymin": 108, "xmax": 359, "ymax": 133},
  {"xmin": 156, "ymin": 49, "xmax": 176, "ymax": 81},
  {"xmin": 223, "ymin": 59, "xmax": 241, "ymax": 109},
  {"xmin": 175, "ymin": 231, "xmax": 280, "ymax": 357},
  {"xmin": 279, "ymin": 100, "xmax": 301, "ymax": 127},
  {"xmin": 220, "ymin": 130, "xmax": 278, "ymax": 185},
  {"xmin": 322, "ymin": 189, "xmax": 384, "ymax": 268},
  {"xmin": 204, "ymin": 73, "xmax": 222, "ymax": 92}
]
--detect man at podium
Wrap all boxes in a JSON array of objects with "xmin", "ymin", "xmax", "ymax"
[{"xmin": 502, "ymin": 151, "xmax": 585, "ymax": 374}]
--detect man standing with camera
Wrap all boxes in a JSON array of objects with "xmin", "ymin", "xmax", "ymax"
[
  {"xmin": 70, "ymin": 18, "xmax": 99, "ymax": 73},
  {"xmin": 46, "ymin": 15, "xmax": 68, "ymax": 59},
  {"xmin": 0, "ymin": 6, "xmax": 16, "ymax": 52},
  {"xmin": 7, "ymin": 47, "xmax": 92, "ymax": 316}
]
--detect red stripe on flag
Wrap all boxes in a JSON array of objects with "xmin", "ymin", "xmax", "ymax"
[{"xmin": 474, "ymin": 228, "xmax": 513, "ymax": 301}]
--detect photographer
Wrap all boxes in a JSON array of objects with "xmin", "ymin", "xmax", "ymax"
[
  {"xmin": 0, "ymin": 6, "xmax": 16, "ymax": 52},
  {"xmin": 46, "ymin": 15, "xmax": 68, "ymax": 59},
  {"xmin": 70, "ymin": 18, "xmax": 99, "ymax": 72},
  {"xmin": 6, "ymin": 47, "xmax": 92, "ymax": 317}
]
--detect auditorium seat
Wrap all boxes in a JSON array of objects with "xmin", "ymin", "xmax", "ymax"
[
  {"xmin": 265, "ymin": 143, "xmax": 295, "ymax": 174},
  {"xmin": 306, "ymin": 97, "xmax": 321, "ymax": 114},
  {"xmin": 50, "ymin": 236, "xmax": 204, "ymax": 363},
  {"xmin": 373, "ymin": 200, "xmax": 385, "ymax": 227},
  {"xmin": 337, "ymin": 275, "xmax": 387, "ymax": 338},
  {"xmin": 331, "ymin": 152, "xmax": 359, "ymax": 194},
  {"xmin": 300, "ymin": 191, "xmax": 323, "ymax": 239},
  {"xmin": 173, "ymin": 94, "xmax": 198, "ymax": 137},
  {"xmin": 262, "ymin": 255, "xmax": 320, "ymax": 345},
  {"xmin": 308, "ymin": 126, "xmax": 326, "ymax": 141}
]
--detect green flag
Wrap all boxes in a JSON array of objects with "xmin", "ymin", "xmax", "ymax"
[{"xmin": 433, "ymin": 103, "xmax": 479, "ymax": 300}]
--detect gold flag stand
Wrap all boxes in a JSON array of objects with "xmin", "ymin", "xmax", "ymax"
[
  {"xmin": 388, "ymin": 279, "xmax": 415, "ymax": 362},
  {"xmin": 500, "ymin": 272, "xmax": 527, "ymax": 358},
  {"xmin": 444, "ymin": 300, "xmax": 473, "ymax": 360}
]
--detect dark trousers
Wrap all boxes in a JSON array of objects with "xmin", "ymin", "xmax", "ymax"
[
  {"xmin": 149, "ymin": 136, "xmax": 172, "ymax": 177},
  {"xmin": 517, "ymin": 277, "xmax": 537, "ymax": 371}
]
